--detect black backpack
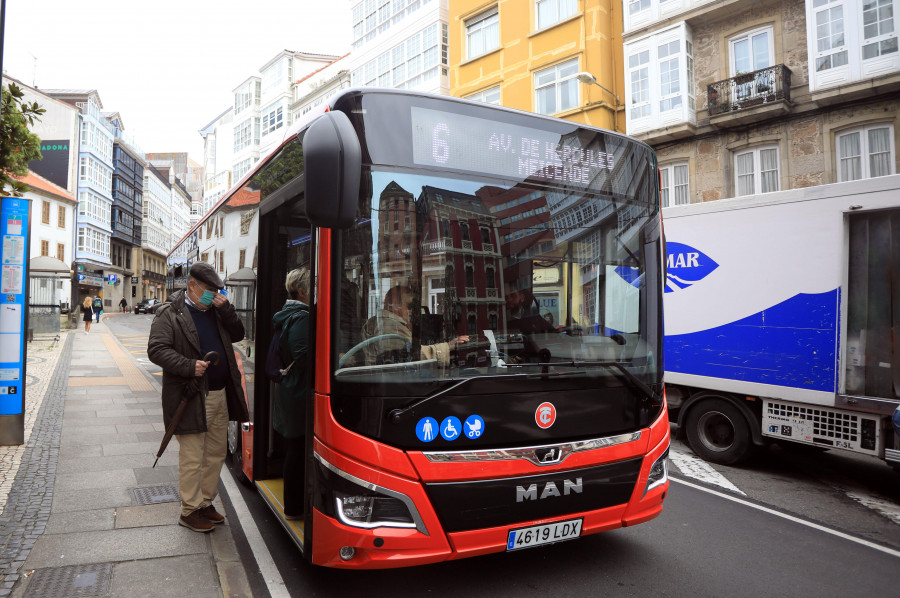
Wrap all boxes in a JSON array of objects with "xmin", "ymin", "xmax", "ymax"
[{"xmin": 265, "ymin": 311, "xmax": 304, "ymax": 383}]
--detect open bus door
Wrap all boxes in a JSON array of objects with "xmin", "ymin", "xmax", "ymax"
[{"xmin": 253, "ymin": 201, "xmax": 316, "ymax": 555}]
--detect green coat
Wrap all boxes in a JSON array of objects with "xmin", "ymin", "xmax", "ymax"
[{"xmin": 272, "ymin": 300, "xmax": 310, "ymax": 439}]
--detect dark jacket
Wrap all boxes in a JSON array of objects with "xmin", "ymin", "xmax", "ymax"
[
  {"xmin": 148, "ymin": 288, "xmax": 250, "ymax": 434},
  {"xmin": 272, "ymin": 300, "xmax": 309, "ymax": 438}
]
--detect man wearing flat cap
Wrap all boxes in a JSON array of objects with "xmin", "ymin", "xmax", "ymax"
[{"xmin": 148, "ymin": 262, "xmax": 249, "ymax": 532}]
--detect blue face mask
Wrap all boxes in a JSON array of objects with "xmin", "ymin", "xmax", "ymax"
[{"xmin": 199, "ymin": 290, "xmax": 217, "ymax": 306}]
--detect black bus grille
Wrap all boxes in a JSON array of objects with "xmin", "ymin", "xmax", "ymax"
[{"xmin": 424, "ymin": 458, "xmax": 642, "ymax": 533}]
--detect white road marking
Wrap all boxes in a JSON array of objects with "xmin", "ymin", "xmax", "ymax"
[
  {"xmin": 668, "ymin": 447, "xmax": 745, "ymax": 495},
  {"xmin": 671, "ymin": 476, "xmax": 900, "ymax": 558},
  {"xmin": 221, "ymin": 470, "xmax": 291, "ymax": 598},
  {"xmin": 845, "ymin": 491, "xmax": 900, "ymax": 526}
]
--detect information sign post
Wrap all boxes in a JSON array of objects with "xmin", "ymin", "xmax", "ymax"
[{"xmin": 0, "ymin": 197, "xmax": 29, "ymax": 445}]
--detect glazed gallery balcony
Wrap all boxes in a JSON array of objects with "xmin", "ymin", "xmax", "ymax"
[{"xmin": 707, "ymin": 65, "xmax": 793, "ymax": 127}]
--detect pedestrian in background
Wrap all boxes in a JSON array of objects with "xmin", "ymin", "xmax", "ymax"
[
  {"xmin": 93, "ymin": 297, "xmax": 102, "ymax": 323},
  {"xmin": 147, "ymin": 262, "xmax": 249, "ymax": 533},
  {"xmin": 81, "ymin": 296, "xmax": 93, "ymax": 334},
  {"xmin": 120, "ymin": 297, "xmax": 128, "ymax": 312},
  {"xmin": 272, "ymin": 267, "xmax": 311, "ymax": 520}
]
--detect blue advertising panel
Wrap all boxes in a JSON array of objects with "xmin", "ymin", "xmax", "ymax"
[{"xmin": 0, "ymin": 197, "xmax": 29, "ymax": 417}]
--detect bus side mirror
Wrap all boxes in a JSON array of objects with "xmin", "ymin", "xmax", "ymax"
[{"xmin": 305, "ymin": 111, "xmax": 362, "ymax": 230}]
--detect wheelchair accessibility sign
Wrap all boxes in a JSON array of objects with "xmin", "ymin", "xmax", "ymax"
[{"xmin": 440, "ymin": 416, "xmax": 462, "ymax": 441}]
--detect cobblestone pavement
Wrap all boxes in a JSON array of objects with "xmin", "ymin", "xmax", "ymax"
[{"xmin": 0, "ymin": 317, "xmax": 252, "ymax": 598}]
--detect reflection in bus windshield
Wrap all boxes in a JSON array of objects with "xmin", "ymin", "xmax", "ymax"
[{"xmin": 334, "ymin": 170, "xmax": 655, "ymax": 381}]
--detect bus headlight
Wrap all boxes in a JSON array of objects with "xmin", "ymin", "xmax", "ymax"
[
  {"xmin": 315, "ymin": 453, "xmax": 428, "ymax": 534},
  {"xmin": 644, "ymin": 448, "xmax": 669, "ymax": 495},
  {"xmin": 335, "ymin": 491, "xmax": 416, "ymax": 528}
]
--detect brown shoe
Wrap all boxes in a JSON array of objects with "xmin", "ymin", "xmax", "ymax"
[
  {"xmin": 179, "ymin": 511, "xmax": 215, "ymax": 533},
  {"xmin": 198, "ymin": 504, "xmax": 225, "ymax": 524}
]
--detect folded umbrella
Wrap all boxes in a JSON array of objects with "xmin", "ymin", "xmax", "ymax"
[{"xmin": 153, "ymin": 351, "xmax": 220, "ymax": 468}]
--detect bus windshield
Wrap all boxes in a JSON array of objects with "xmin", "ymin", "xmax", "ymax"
[{"xmin": 333, "ymin": 167, "xmax": 661, "ymax": 389}]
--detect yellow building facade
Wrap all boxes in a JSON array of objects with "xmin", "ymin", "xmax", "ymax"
[{"xmin": 449, "ymin": 0, "xmax": 624, "ymax": 132}]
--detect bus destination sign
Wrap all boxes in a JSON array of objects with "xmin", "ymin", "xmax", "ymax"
[{"xmin": 411, "ymin": 106, "xmax": 615, "ymax": 186}]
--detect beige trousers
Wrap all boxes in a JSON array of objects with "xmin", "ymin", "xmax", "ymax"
[{"xmin": 176, "ymin": 388, "xmax": 228, "ymax": 517}]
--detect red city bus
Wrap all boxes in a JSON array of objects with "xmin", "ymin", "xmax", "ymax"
[{"xmin": 167, "ymin": 89, "xmax": 669, "ymax": 568}]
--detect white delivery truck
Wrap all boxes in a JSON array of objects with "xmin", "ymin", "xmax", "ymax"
[{"xmin": 663, "ymin": 174, "xmax": 900, "ymax": 468}]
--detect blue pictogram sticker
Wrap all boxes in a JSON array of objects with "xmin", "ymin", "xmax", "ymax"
[
  {"xmin": 416, "ymin": 417, "xmax": 438, "ymax": 442},
  {"xmin": 440, "ymin": 416, "xmax": 462, "ymax": 441},
  {"xmin": 464, "ymin": 415, "xmax": 485, "ymax": 439},
  {"xmin": 665, "ymin": 242, "xmax": 719, "ymax": 293}
]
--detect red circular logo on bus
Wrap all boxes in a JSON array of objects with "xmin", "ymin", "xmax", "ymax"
[{"xmin": 535, "ymin": 402, "xmax": 556, "ymax": 429}]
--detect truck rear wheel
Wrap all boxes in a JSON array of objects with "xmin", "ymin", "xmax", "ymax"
[{"xmin": 685, "ymin": 398, "xmax": 752, "ymax": 465}]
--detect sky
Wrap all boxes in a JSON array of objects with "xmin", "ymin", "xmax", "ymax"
[{"xmin": 2, "ymin": 0, "xmax": 352, "ymax": 163}]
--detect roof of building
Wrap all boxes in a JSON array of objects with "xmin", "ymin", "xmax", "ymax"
[
  {"xmin": 16, "ymin": 171, "xmax": 76, "ymax": 204},
  {"xmin": 294, "ymin": 53, "xmax": 351, "ymax": 86},
  {"xmin": 198, "ymin": 107, "xmax": 232, "ymax": 137}
]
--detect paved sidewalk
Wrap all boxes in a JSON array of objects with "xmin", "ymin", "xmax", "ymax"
[{"xmin": 0, "ymin": 316, "xmax": 252, "ymax": 598}]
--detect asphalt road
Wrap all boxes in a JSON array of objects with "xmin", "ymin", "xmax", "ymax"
[{"xmin": 107, "ymin": 313, "xmax": 900, "ymax": 596}]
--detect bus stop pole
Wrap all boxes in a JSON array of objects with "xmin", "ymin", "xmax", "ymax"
[{"xmin": 0, "ymin": 196, "xmax": 30, "ymax": 445}]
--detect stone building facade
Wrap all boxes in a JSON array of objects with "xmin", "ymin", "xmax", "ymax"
[{"xmin": 623, "ymin": 0, "xmax": 899, "ymax": 205}]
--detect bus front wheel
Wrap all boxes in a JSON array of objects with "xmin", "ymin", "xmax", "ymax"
[{"xmin": 685, "ymin": 398, "xmax": 752, "ymax": 466}]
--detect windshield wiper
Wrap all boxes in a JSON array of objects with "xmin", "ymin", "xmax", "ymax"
[
  {"xmin": 387, "ymin": 370, "xmax": 587, "ymax": 424},
  {"xmin": 506, "ymin": 360, "xmax": 661, "ymax": 403}
]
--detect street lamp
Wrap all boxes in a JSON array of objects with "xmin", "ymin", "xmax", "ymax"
[{"xmin": 575, "ymin": 72, "xmax": 620, "ymax": 107}]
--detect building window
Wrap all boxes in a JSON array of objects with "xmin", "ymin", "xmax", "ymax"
[
  {"xmin": 813, "ymin": 0, "xmax": 849, "ymax": 72},
  {"xmin": 201, "ymin": 252, "xmax": 209, "ymax": 263},
  {"xmin": 659, "ymin": 40, "xmax": 682, "ymax": 112},
  {"xmin": 42, "ymin": 201, "xmax": 50, "ymax": 224},
  {"xmin": 729, "ymin": 27, "xmax": 773, "ymax": 75},
  {"xmin": 837, "ymin": 124, "xmax": 895, "ymax": 181},
  {"xmin": 862, "ymin": 0, "xmax": 898, "ymax": 59},
  {"xmin": 58, "ymin": 205, "xmax": 66, "ymax": 228},
  {"xmin": 534, "ymin": 58, "xmax": 579, "ymax": 115},
  {"xmin": 234, "ymin": 119, "xmax": 252, "ymax": 152},
  {"xmin": 40, "ymin": 240, "xmax": 49, "ymax": 256},
  {"xmin": 628, "ymin": 0, "xmax": 650, "ymax": 15},
  {"xmin": 625, "ymin": 24, "xmax": 694, "ymax": 132},
  {"xmin": 466, "ymin": 7, "xmax": 499, "ymax": 60},
  {"xmin": 239, "ymin": 249, "xmax": 246, "ymax": 270},
  {"xmin": 219, "ymin": 251, "xmax": 225, "ymax": 272},
  {"xmin": 660, "ymin": 163, "xmax": 690, "ymax": 207},
  {"xmin": 628, "ymin": 50, "xmax": 651, "ymax": 120},
  {"xmin": 57, "ymin": 243, "xmax": 65, "ymax": 261},
  {"xmin": 537, "ymin": 0, "xmax": 577, "ymax": 29},
  {"xmin": 262, "ymin": 105, "xmax": 283, "ymax": 136},
  {"xmin": 466, "ymin": 86, "xmax": 501, "ymax": 105},
  {"xmin": 734, "ymin": 146, "xmax": 780, "ymax": 196}
]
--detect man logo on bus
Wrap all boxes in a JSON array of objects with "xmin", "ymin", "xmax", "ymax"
[
  {"xmin": 665, "ymin": 241, "xmax": 719, "ymax": 293},
  {"xmin": 535, "ymin": 402, "xmax": 556, "ymax": 429}
]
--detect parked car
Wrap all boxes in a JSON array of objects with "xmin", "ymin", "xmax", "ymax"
[{"xmin": 134, "ymin": 298, "xmax": 161, "ymax": 314}]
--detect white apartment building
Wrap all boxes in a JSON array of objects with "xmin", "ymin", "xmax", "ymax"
[
  {"xmin": 171, "ymin": 177, "xmax": 192, "ymax": 251},
  {"xmin": 200, "ymin": 108, "xmax": 234, "ymax": 215},
  {"xmin": 290, "ymin": 54, "xmax": 352, "ymax": 123},
  {"xmin": 142, "ymin": 164, "xmax": 172, "ymax": 258},
  {"xmin": 347, "ymin": 0, "xmax": 449, "ymax": 94},
  {"xmin": 200, "ymin": 51, "xmax": 341, "ymax": 219}
]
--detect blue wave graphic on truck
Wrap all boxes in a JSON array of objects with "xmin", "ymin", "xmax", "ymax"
[
  {"xmin": 664, "ymin": 290, "xmax": 840, "ymax": 392},
  {"xmin": 665, "ymin": 242, "xmax": 719, "ymax": 293}
]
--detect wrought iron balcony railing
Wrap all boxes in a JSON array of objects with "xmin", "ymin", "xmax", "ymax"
[{"xmin": 707, "ymin": 65, "xmax": 792, "ymax": 116}]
